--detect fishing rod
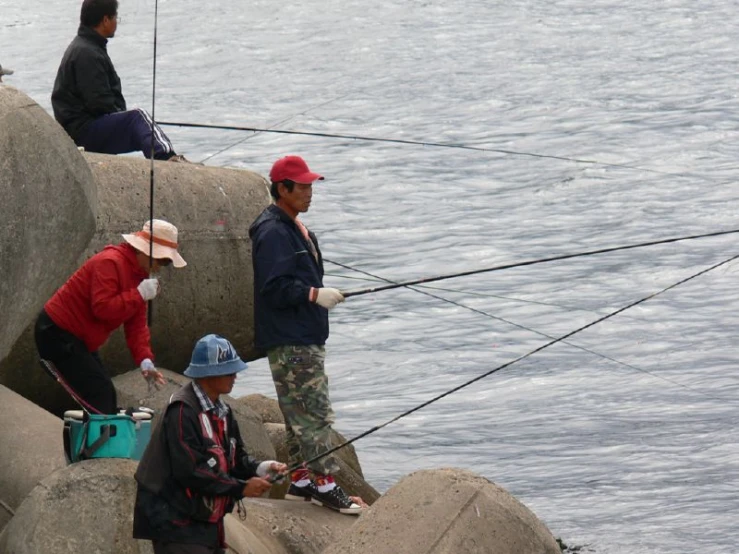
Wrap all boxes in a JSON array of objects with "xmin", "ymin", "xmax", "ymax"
[
  {"xmin": 340, "ymin": 227, "xmax": 739, "ymax": 298},
  {"xmin": 276, "ymin": 251, "xmax": 739, "ymax": 476},
  {"xmin": 146, "ymin": 0, "xmax": 160, "ymax": 327},
  {"xmin": 326, "ymin": 271, "xmax": 603, "ymax": 313},
  {"xmin": 158, "ymin": 120, "xmax": 676, "ymax": 177},
  {"xmin": 326, "ymin": 259, "xmax": 732, "ymax": 403}
]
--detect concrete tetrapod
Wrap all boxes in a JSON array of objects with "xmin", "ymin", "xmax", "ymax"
[
  {"xmin": 322, "ymin": 468, "xmax": 561, "ymax": 554},
  {"xmin": 225, "ymin": 497, "xmax": 357, "ymax": 554},
  {"xmin": 0, "ymin": 459, "xmax": 147, "ymax": 554},
  {"xmin": 0, "ymin": 85, "xmax": 96, "ymax": 363},
  {"xmin": 0, "ymin": 385, "xmax": 66, "ymax": 532}
]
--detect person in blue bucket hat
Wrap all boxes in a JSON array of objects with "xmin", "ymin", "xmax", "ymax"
[{"xmin": 134, "ymin": 334, "xmax": 286, "ymax": 554}]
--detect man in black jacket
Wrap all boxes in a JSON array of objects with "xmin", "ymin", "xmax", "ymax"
[
  {"xmin": 249, "ymin": 155, "xmax": 364, "ymax": 515},
  {"xmin": 51, "ymin": 0, "xmax": 187, "ymax": 161},
  {"xmin": 134, "ymin": 334, "xmax": 286, "ymax": 553}
]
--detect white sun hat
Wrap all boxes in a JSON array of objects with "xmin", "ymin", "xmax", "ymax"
[{"xmin": 122, "ymin": 219, "xmax": 187, "ymax": 268}]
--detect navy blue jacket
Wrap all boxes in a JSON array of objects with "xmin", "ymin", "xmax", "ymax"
[
  {"xmin": 51, "ymin": 26, "xmax": 126, "ymax": 142},
  {"xmin": 249, "ymin": 204, "xmax": 329, "ymax": 350}
]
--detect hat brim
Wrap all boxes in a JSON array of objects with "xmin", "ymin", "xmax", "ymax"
[
  {"xmin": 184, "ymin": 357, "xmax": 248, "ymax": 378},
  {"xmin": 292, "ymin": 172, "xmax": 324, "ymax": 184},
  {"xmin": 0, "ymin": 69, "xmax": 13, "ymax": 76},
  {"xmin": 122, "ymin": 233, "xmax": 187, "ymax": 268}
]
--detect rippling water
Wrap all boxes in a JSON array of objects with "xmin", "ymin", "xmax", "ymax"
[{"xmin": 4, "ymin": 1, "xmax": 739, "ymax": 552}]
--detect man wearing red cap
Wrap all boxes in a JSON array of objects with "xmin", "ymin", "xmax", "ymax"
[
  {"xmin": 249, "ymin": 156, "xmax": 363, "ymax": 515},
  {"xmin": 35, "ymin": 219, "xmax": 186, "ymax": 414}
]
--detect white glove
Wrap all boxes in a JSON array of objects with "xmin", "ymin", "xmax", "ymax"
[
  {"xmin": 140, "ymin": 359, "xmax": 166, "ymax": 389},
  {"xmin": 314, "ymin": 287, "xmax": 345, "ymax": 310},
  {"xmin": 256, "ymin": 460, "xmax": 278, "ymax": 478},
  {"xmin": 137, "ymin": 278, "xmax": 160, "ymax": 301},
  {"xmin": 256, "ymin": 460, "xmax": 288, "ymax": 482}
]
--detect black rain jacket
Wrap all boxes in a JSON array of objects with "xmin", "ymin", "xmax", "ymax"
[{"xmin": 51, "ymin": 26, "xmax": 126, "ymax": 142}]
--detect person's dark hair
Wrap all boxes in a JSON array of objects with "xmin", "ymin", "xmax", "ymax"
[
  {"xmin": 270, "ymin": 180, "xmax": 295, "ymax": 201},
  {"xmin": 80, "ymin": 0, "xmax": 118, "ymax": 27}
]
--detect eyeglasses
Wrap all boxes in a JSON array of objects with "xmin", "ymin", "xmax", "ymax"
[{"xmin": 156, "ymin": 258, "xmax": 172, "ymax": 267}]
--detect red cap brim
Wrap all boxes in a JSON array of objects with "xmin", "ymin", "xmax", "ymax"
[{"xmin": 293, "ymin": 171, "xmax": 324, "ymax": 184}]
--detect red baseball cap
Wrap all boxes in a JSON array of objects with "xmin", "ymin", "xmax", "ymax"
[{"xmin": 269, "ymin": 155, "xmax": 324, "ymax": 184}]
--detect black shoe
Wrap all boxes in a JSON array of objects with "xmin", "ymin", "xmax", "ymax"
[
  {"xmin": 284, "ymin": 481, "xmax": 317, "ymax": 502},
  {"xmin": 310, "ymin": 485, "xmax": 362, "ymax": 515},
  {"xmin": 166, "ymin": 154, "xmax": 204, "ymax": 165}
]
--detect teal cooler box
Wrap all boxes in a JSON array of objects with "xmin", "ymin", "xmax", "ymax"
[{"xmin": 63, "ymin": 410, "xmax": 153, "ymax": 463}]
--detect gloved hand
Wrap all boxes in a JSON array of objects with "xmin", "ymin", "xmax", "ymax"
[
  {"xmin": 313, "ymin": 287, "xmax": 345, "ymax": 310},
  {"xmin": 140, "ymin": 358, "xmax": 166, "ymax": 388},
  {"xmin": 137, "ymin": 278, "xmax": 160, "ymax": 301},
  {"xmin": 256, "ymin": 460, "xmax": 289, "ymax": 481}
]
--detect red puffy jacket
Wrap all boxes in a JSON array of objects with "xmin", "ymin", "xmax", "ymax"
[{"xmin": 45, "ymin": 243, "xmax": 153, "ymax": 364}]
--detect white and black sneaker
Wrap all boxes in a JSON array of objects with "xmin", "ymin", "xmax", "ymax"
[
  {"xmin": 310, "ymin": 485, "xmax": 362, "ymax": 515},
  {"xmin": 284, "ymin": 481, "xmax": 318, "ymax": 502}
]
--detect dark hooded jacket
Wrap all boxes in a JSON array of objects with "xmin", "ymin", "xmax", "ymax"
[
  {"xmin": 51, "ymin": 25, "xmax": 126, "ymax": 142},
  {"xmin": 133, "ymin": 382, "xmax": 260, "ymax": 547},
  {"xmin": 249, "ymin": 204, "xmax": 329, "ymax": 350}
]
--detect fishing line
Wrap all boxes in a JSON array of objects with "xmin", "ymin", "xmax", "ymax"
[
  {"xmin": 341, "ymin": 227, "xmax": 739, "ymax": 298},
  {"xmin": 197, "ymin": 92, "xmax": 355, "ymax": 164},
  {"xmin": 281, "ymin": 251, "xmax": 739, "ymax": 475},
  {"xmin": 403, "ymin": 283, "xmax": 601, "ymax": 313},
  {"xmin": 326, "ymin": 259, "xmax": 733, "ymax": 403},
  {"xmin": 159, "ymin": 120, "xmax": 706, "ymax": 180},
  {"xmin": 146, "ymin": 0, "xmax": 160, "ymax": 326}
]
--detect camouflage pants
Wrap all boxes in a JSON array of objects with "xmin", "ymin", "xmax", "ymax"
[{"xmin": 267, "ymin": 344, "xmax": 340, "ymax": 476}]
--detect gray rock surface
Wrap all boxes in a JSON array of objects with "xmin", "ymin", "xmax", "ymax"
[
  {"xmin": 0, "ymin": 385, "xmax": 66, "ymax": 532},
  {"xmin": 242, "ymin": 393, "xmax": 286, "ymax": 424},
  {"xmin": 113, "ymin": 367, "xmax": 191, "ymax": 424},
  {"xmin": 0, "ymin": 85, "xmax": 96, "ymax": 363},
  {"xmin": 226, "ymin": 498, "xmax": 357, "ymax": 554},
  {"xmin": 227, "ymin": 395, "xmax": 278, "ymax": 461},
  {"xmin": 0, "ymin": 457, "xmax": 355, "ymax": 554},
  {"xmin": 0, "ymin": 458, "xmax": 150, "ymax": 554},
  {"xmin": 322, "ymin": 468, "xmax": 561, "ymax": 554}
]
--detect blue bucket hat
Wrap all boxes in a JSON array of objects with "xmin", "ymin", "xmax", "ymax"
[{"xmin": 184, "ymin": 334, "xmax": 248, "ymax": 378}]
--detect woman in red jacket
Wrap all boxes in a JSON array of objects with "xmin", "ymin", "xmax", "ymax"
[{"xmin": 34, "ymin": 219, "xmax": 186, "ymax": 414}]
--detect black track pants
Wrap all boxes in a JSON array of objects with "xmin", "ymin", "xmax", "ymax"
[{"xmin": 34, "ymin": 309, "xmax": 117, "ymax": 414}]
